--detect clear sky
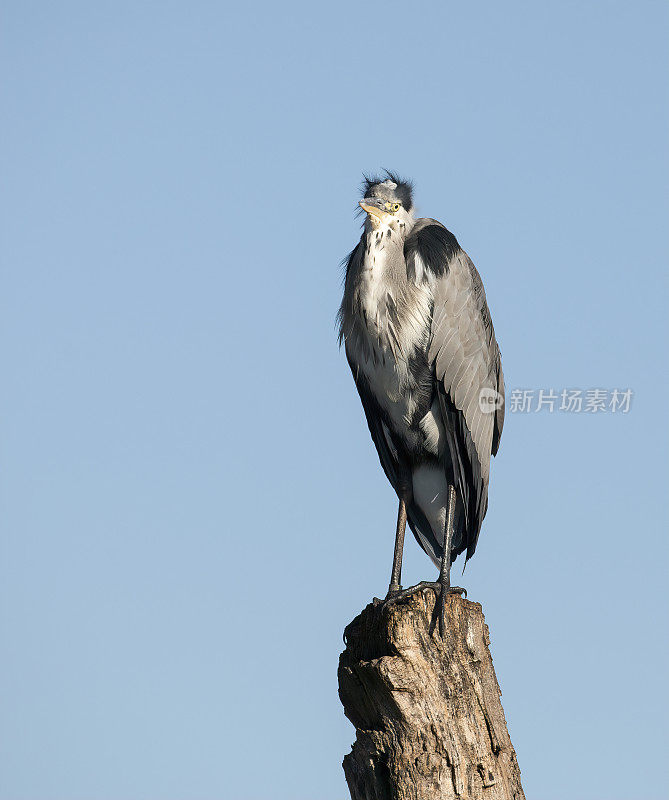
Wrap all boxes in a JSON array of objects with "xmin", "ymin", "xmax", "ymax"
[{"xmin": 1, "ymin": 2, "xmax": 668, "ymax": 798}]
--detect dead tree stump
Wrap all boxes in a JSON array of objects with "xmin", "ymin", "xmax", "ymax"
[{"xmin": 338, "ymin": 588, "xmax": 525, "ymax": 800}]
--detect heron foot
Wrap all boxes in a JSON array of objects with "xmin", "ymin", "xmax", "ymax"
[
  {"xmin": 384, "ymin": 581, "xmax": 467, "ymax": 604},
  {"xmin": 380, "ymin": 582, "xmax": 467, "ymax": 636}
]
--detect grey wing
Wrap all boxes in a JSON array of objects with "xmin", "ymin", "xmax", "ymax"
[
  {"xmin": 429, "ymin": 251, "xmax": 504, "ymax": 558},
  {"xmin": 406, "ymin": 220, "xmax": 504, "ymax": 560},
  {"xmin": 492, "ymin": 360, "xmax": 505, "ymax": 457}
]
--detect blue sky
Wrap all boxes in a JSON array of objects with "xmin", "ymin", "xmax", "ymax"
[{"xmin": 1, "ymin": 2, "xmax": 668, "ymax": 798}]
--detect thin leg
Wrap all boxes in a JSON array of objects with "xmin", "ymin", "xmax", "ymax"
[
  {"xmin": 437, "ymin": 485, "xmax": 457, "ymax": 635},
  {"xmin": 386, "ymin": 498, "xmax": 407, "ymax": 597}
]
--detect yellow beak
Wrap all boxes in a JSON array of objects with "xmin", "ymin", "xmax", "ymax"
[{"xmin": 359, "ymin": 201, "xmax": 388, "ymax": 220}]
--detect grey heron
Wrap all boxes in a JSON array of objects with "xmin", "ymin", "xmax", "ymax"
[{"xmin": 338, "ymin": 172, "xmax": 504, "ymax": 633}]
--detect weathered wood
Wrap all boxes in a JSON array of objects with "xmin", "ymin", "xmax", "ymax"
[{"xmin": 338, "ymin": 588, "xmax": 524, "ymax": 800}]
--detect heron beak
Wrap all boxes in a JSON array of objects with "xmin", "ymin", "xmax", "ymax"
[{"xmin": 359, "ymin": 201, "xmax": 388, "ymax": 221}]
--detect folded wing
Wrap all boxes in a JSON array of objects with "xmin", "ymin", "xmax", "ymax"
[{"xmin": 406, "ymin": 219, "xmax": 504, "ymax": 560}]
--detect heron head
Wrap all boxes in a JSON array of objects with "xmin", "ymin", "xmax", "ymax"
[{"xmin": 359, "ymin": 172, "xmax": 414, "ymax": 231}]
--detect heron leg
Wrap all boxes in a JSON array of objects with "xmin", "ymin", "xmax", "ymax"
[
  {"xmin": 436, "ymin": 484, "xmax": 457, "ymax": 636},
  {"xmin": 386, "ymin": 498, "xmax": 407, "ymax": 597}
]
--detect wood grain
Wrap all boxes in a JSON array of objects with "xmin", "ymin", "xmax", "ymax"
[{"xmin": 338, "ymin": 588, "xmax": 525, "ymax": 800}]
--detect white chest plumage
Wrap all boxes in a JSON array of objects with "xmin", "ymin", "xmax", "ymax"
[
  {"xmin": 346, "ymin": 228, "xmax": 432, "ymax": 434},
  {"xmin": 357, "ymin": 232, "xmax": 391, "ymax": 336}
]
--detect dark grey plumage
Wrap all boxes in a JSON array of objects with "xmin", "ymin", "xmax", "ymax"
[{"xmin": 338, "ymin": 174, "xmax": 504, "ymax": 586}]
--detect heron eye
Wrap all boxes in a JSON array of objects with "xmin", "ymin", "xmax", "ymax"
[{"xmin": 391, "ymin": 203, "xmax": 400, "ymax": 212}]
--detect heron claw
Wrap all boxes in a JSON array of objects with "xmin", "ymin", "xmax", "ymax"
[
  {"xmin": 437, "ymin": 585, "xmax": 467, "ymax": 635},
  {"xmin": 383, "ymin": 581, "xmax": 467, "ymax": 619},
  {"xmin": 384, "ymin": 580, "xmax": 438, "ymax": 604}
]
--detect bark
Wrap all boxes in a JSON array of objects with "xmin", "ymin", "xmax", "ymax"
[{"xmin": 338, "ymin": 588, "xmax": 525, "ymax": 800}]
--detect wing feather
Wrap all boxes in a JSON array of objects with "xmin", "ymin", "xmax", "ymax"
[{"xmin": 405, "ymin": 219, "xmax": 504, "ymax": 560}]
